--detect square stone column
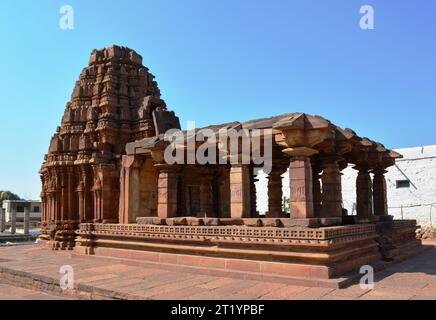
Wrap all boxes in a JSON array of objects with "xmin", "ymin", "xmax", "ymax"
[
  {"xmin": 289, "ymin": 156, "xmax": 314, "ymax": 219},
  {"xmin": 199, "ymin": 175, "xmax": 214, "ymax": 217},
  {"xmin": 47, "ymin": 194, "xmax": 52, "ymax": 222},
  {"xmin": 0, "ymin": 208, "xmax": 5, "ymax": 232},
  {"xmin": 157, "ymin": 165, "xmax": 178, "ymax": 219},
  {"xmin": 355, "ymin": 166, "xmax": 373, "ymax": 221},
  {"xmin": 267, "ymin": 168, "xmax": 285, "ymax": 218},
  {"xmin": 373, "ymin": 169, "xmax": 388, "ymax": 216},
  {"xmin": 250, "ymin": 171, "xmax": 259, "ymax": 217},
  {"xmin": 119, "ymin": 155, "xmax": 142, "ymax": 223},
  {"xmin": 320, "ymin": 158, "xmax": 343, "ymax": 218},
  {"xmin": 60, "ymin": 171, "xmax": 68, "ymax": 221},
  {"xmin": 10, "ymin": 205, "xmax": 16, "ymax": 234},
  {"xmin": 77, "ymin": 184, "xmax": 85, "ymax": 222},
  {"xmin": 24, "ymin": 206, "xmax": 30, "ymax": 235},
  {"xmin": 230, "ymin": 165, "xmax": 252, "ymax": 218},
  {"xmin": 312, "ymin": 166, "xmax": 322, "ymax": 217}
]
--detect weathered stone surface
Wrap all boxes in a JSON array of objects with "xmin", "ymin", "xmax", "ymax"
[
  {"xmin": 202, "ymin": 218, "xmax": 219, "ymax": 226},
  {"xmin": 136, "ymin": 217, "xmax": 166, "ymax": 225},
  {"xmin": 39, "ymin": 45, "xmax": 421, "ymax": 283},
  {"xmin": 40, "ymin": 46, "xmax": 179, "ymax": 248},
  {"xmin": 219, "ymin": 218, "xmax": 244, "ymax": 226},
  {"xmin": 166, "ymin": 218, "xmax": 188, "ymax": 226},
  {"xmin": 185, "ymin": 217, "xmax": 204, "ymax": 226},
  {"xmin": 262, "ymin": 218, "xmax": 282, "ymax": 227},
  {"xmin": 242, "ymin": 218, "xmax": 263, "ymax": 227}
]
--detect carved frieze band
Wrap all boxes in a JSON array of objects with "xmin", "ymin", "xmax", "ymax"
[{"xmin": 78, "ymin": 223, "xmax": 376, "ymax": 243}]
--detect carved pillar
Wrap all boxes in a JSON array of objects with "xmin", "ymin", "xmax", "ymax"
[
  {"xmin": 127, "ymin": 164, "xmax": 141, "ymax": 222},
  {"xmin": 356, "ymin": 166, "xmax": 373, "ymax": 221},
  {"xmin": 199, "ymin": 174, "xmax": 214, "ymax": 217},
  {"xmin": 320, "ymin": 158, "xmax": 343, "ymax": 218},
  {"xmin": 98, "ymin": 166, "xmax": 119, "ymax": 223},
  {"xmin": 43, "ymin": 194, "xmax": 48, "ymax": 223},
  {"xmin": 230, "ymin": 165, "xmax": 252, "ymax": 218},
  {"xmin": 47, "ymin": 194, "xmax": 52, "ymax": 222},
  {"xmin": 56, "ymin": 187, "xmax": 62, "ymax": 221},
  {"xmin": 67, "ymin": 168, "xmax": 74, "ymax": 221},
  {"xmin": 77, "ymin": 180, "xmax": 85, "ymax": 222},
  {"xmin": 92, "ymin": 166, "xmax": 102, "ymax": 222},
  {"xmin": 119, "ymin": 155, "xmax": 143, "ymax": 224},
  {"xmin": 118, "ymin": 163, "xmax": 126, "ymax": 224},
  {"xmin": 60, "ymin": 170, "xmax": 67, "ymax": 221},
  {"xmin": 289, "ymin": 156, "xmax": 314, "ymax": 219},
  {"xmin": 250, "ymin": 169, "xmax": 258, "ymax": 217},
  {"xmin": 83, "ymin": 166, "xmax": 93, "ymax": 222},
  {"xmin": 373, "ymin": 169, "xmax": 388, "ymax": 216},
  {"xmin": 94, "ymin": 188, "xmax": 102, "ymax": 222},
  {"xmin": 53, "ymin": 192, "xmax": 59, "ymax": 221},
  {"xmin": 267, "ymin": 167, "xmax": 284, "ymax": 218},
  {"xmin": 157, "ymin": 165, "xmax": 178, "ymax": 219},
  {"xmin": 53, "ymin": 191, "xmax": 60, "ymax": 221},
  {"xmin": 312, "ymin": 165, "xmax": 322, "ymax": 217}
]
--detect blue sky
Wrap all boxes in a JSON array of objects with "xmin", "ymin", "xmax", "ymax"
[{"xmin": 0, "ymin": 0, "xmax": 435, "ymax": 199}]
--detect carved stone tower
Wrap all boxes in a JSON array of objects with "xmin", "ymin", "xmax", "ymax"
[{"xmin": 40, "ymin": 45, "xmax": 180, "ymax": 249}]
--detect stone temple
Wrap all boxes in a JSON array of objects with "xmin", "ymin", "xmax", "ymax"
[{"xmin": 39, "ymin": 45, "xmax": 423, "ymax": 285}]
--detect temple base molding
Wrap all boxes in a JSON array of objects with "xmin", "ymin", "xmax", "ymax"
[{"xmin": 73, "ymin": 222, "xmax": 382, "ymax": 284}]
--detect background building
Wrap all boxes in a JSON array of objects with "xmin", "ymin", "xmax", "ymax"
[{"xmin": 1, "ymin": 200, "xmax": 41, "ymax": 223}]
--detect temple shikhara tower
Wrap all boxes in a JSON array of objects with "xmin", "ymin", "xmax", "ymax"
[
  {"xmin": 40, "ymin": 46, "xmax": 180, "ymax": 248},
  {"xmin": 40, "ymin": 45, "xmax": 423, "ymax": 285}
]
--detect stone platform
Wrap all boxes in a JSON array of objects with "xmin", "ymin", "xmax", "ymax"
[
  {"xmin": 74, "ymin": 223, "xmax": 382, "ymax": 283},
  {"xmin": 64, "ymin": 219, "xmax": 424, "ymax": 287},
  {"xmin": 0, "ymin": 242, "xmax": 436, "ymax": 300},
  {"xmin": 0, "ymin": 233, "xmax": 37, "ymax": 244}
]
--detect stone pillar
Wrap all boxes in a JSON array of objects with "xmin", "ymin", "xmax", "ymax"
[
  {"xmin": 289, "ymin": 156, "xmax": 314, "ymax": 219},
  {"xmin": 46, "ymin": 194, "xmax": 51, "ymax": 222},
  {"xmin": 320, "ymin": 158, "xmax": 343, "ymax": 218},
  {"xmin": 24, "ymin": 206, "xmax": 30, "ymax": 235},
  {"xmin": 312, "ymin": 167, "xmax": 322, "ymax": 217},
  {"xmin": 267, "ymin": 168, "xmax": 284, "ymax": 218},
  {"xmin": 10, "ymin": 205, "xmax": 17, "ymax": 235},
  {"xmin": 127, "ymin": 166, "xmax": 141, "ymax": 222},
  {"xmin": 67, "ymin": 168, "xmax": 75, "ymax": 221},
  {"xmin": 61, "ymin": 171, "xmax": 67, "ymax": 221},
  {"xmin": 77, "ymin": 184, "xmax": 84, "ymax": 222},
  {"xmin": 250, "ymin": 170, "xmax": 258, "ymax": 217},
  {"xmin": 199, "ymin": 175, "xmax": 214, "ymax": 217},
  {"xmin": 49, "ymin": 193, "xmax": 55, "ymax": 221},
  {"xmin": 356, "ymin": 166, "xmax": 373, "ymax": 221},
  {"xmin": 157, "ymin": 165, "xmax": 178, "ymax": 219},
  {"xmin": 230, "ymin": 165, "xmax": 252, "ymax": 218},
  {"xmin": 373, "ymin": 169, "xmax": 388, "ymax": 216},
  {"xmin": 0, "ymin": 208, "xmax": 5, "ymax": 232}
]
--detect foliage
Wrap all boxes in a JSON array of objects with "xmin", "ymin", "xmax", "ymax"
[{"xmin": 0, "ymin": 191, "xmax": 21, "ymax": 206}]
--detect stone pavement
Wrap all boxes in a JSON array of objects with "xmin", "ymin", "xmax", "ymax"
[
  {"xmin": 0, "ymin": 282, "xmax": 68, "ymax": 300},
  {"xmin": 0, "ymin": 241, "xmax": 436, "ymax": 300}
]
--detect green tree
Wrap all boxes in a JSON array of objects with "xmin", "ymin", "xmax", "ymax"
[{"xmin": 0, "ymin": 191, "xmax": 21, "ymax": 206}]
